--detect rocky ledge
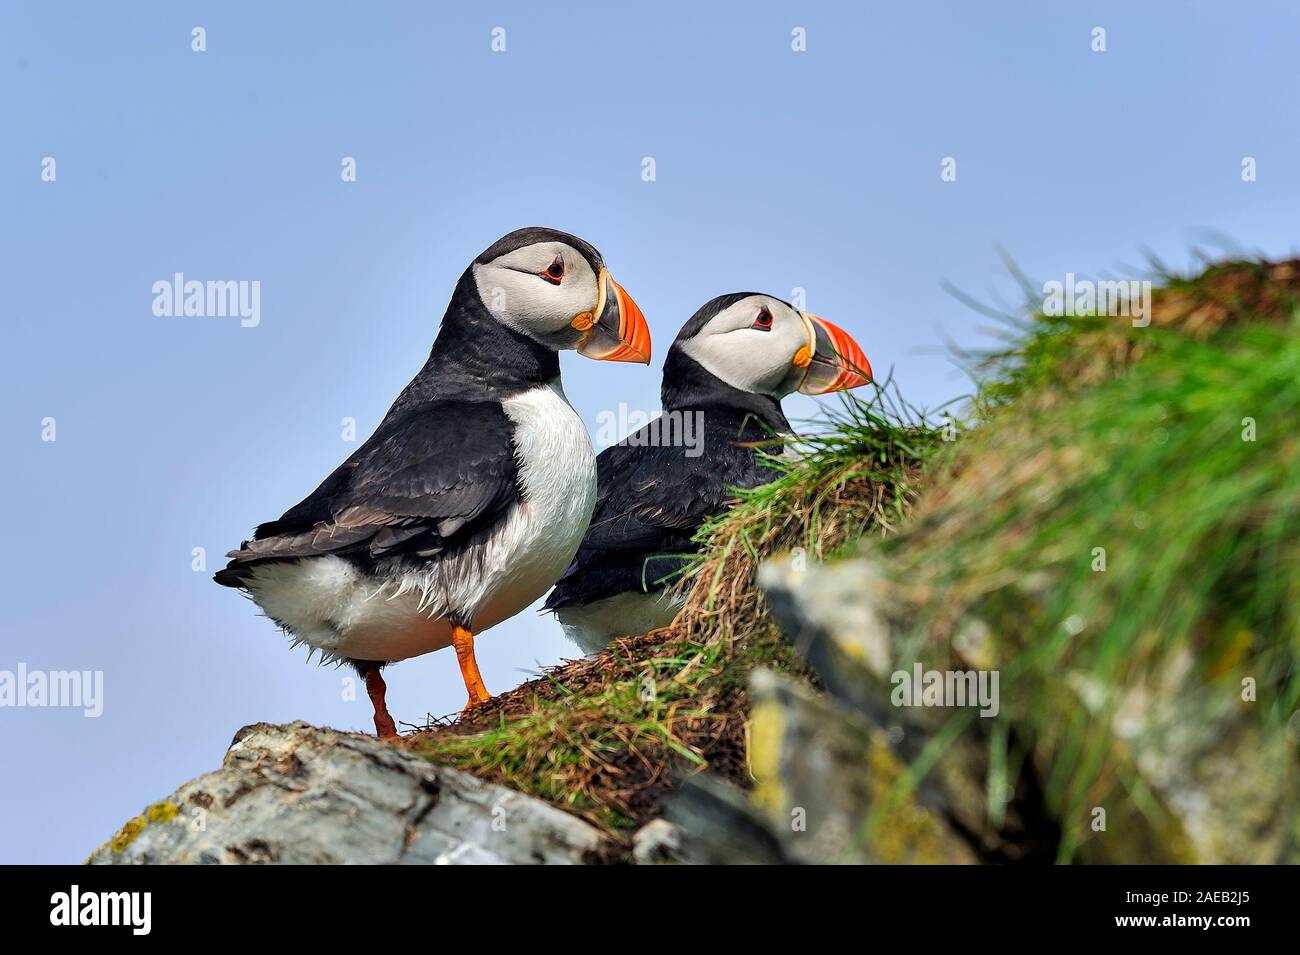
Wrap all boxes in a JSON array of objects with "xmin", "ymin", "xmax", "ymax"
[{"xmin": 88, "ymin": 721, "xmax": 615, "ymax": 865}]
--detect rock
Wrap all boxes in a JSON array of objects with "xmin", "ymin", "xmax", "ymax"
[
  {"xmin": 631, "ymin": 819, "xmax": 684, "ymax": 865},
  {"xmin": 750, "ymin": 669, "xmax": 978, "ymax": 863},
  {"xmin": 761, "ymin": 552, "xmax": 1298, "ymax": 864},
  {"xmin": 759, "ymin": 555, "xmax": 899, "ymax": 718},
  {"xmin": 667, "ymin": 669, "xmax": 979, "ymax": 864},
  {"xmin": 759, "ymin": 556, "xmax": 1008, "ymax": 849},
  {"xmin": 755, "ymin": 556, "xmax": 1063, "ymax": 861},
  {"xmin": 87, "ymin": 722, "xmax": 614, "ymax": 865},
  {"xmin": 666, "ymin": 775, "xmax": 794, "ymax": 865},
  {"xmin": 1067, "ymin": 650, "xmax": 1295, "ymax": 864}
]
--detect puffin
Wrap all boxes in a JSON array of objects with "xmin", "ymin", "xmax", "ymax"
[
  {"xmin": 214, "ymin": 227, "xmax": 651, "ymax": 736},
  {"xmin": 544, "ymin": 292, "xmax": 870, "ymax": 653}
]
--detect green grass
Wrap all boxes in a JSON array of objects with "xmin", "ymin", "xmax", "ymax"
[{"xmin": 885, "ymin": 259, "xmax": 1300, "ymax": 859}]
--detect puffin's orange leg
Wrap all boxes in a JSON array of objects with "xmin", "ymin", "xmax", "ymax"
[
  {"xmin": 451, "ymin": 625, "xmax": 492, "ymax": 714},
  {"xmin": 363, "ymin": 664, "xmax": 398, "ymax": 739}
]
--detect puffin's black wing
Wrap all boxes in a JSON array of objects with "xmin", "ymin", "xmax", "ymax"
[
  {"xmin": 582, "ymin": 442, "xmax": 729, "ymax": 549},
  {"xmin": 215, "ymin": 400, "xmax": 519, "ymax": 584},
  {"xmin": 544, "ymin": 416, "xmax": 778, "ymax": 610}
]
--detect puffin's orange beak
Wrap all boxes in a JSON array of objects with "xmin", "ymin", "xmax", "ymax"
[
  {"xmin": 575, "ymin": 271, "xmax": 651, "ymax": 364},
  {"xmin": 795, "ymin": 313, "xmax": 872, "ymax": 394}
]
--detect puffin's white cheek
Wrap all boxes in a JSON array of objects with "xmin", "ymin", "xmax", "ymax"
[
  {"xmin": 473, "ymin": 266, "xmax": 523, "ymax": 321},
  {"xmin": 535, "ymin": 281, "xmax": 599, "ymax": 338},
  {"xmin": 474, "ymin": 267, "xmax": 581, "ymax": 342},
  {"xmin": 714, "ymin": 339, "xmax": 786, "ymax": 393}
]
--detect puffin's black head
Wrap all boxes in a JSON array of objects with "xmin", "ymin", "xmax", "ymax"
[
  {"xmin": 467, "ymin": 227, "xmax": 651, "ymax": 363},
  {"xmin": 665, "ymin": 292, "xmax": 871, "ymax": 401}
]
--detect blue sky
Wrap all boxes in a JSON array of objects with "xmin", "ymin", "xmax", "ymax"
[{"xmin": 2, "ymin": 1, "xmax": 1297, "ymax": 862}]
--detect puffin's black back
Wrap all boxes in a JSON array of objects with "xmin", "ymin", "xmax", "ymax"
[{"xmin": 545, "ymin": 335, "xmax": 791, "ymax": 610}]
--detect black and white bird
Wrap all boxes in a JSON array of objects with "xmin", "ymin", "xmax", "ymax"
[
  {"xmin": 544, "ymin": 292, "xmax": 870, "ymax": 653},
  {"xmin": 215, "ymin": 227, "xmax": 650, "ymax": 736}
]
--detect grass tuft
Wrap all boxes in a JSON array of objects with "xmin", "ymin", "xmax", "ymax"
[{"xmin": 885, "ymin": 258, "xmax": 1300, "ymax": 860}]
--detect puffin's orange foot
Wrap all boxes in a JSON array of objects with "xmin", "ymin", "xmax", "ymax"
[
  {"xmin": 363, "ymin": 664, "xmax": 399, "ymax": 739},
  {"xmin": 451, "ymin": 625, "xmax": 492, "ymax": 719}
]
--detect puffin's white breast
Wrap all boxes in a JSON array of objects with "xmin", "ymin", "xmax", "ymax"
[
  {"xmin": 470, "ymin": 379, "xmax": 598, "ymax": 632},
  {"xmin": 244, "ymin": 380, "xmax": 597, "ymax": 664},
  {"xmin": 556, "ymin": 590, "xmax": 683, "ymax": 655}
]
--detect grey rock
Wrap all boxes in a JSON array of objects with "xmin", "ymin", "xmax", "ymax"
[
  {"xmin": 1068, "ymin": 653, "xmax": 1295, "ymax": 864},
  {"xmin": 759, "ymin": 555, "xmax": 908, "ymax": 729},
  {"xmin": 87, "ymin": 721, "xmax": 613, "ymax": 865},
  {"xmin": 667, "ymin": 671, "xmax": 979, "ymax": 864},
  {"xmin": 759, "ymin": 556, "xmax": 996, "ymax": 832},
  {"xmin": 761, "ymin": 552, "xmax": 1298, "ymax": 864},
  {"xmin": 746, "ymin": 669, "xmax": 978, "ymax": 863},
  {"xmin": 631, "ymin": 819, "xmax": 685, "ymax": 865},
  {"xmin": 666, "ymin": 775, "xmax": 794, "ymax": 865},
  {"xmin": 757, "ymin": 556, "xmax": 1061, "ymax": 861}
]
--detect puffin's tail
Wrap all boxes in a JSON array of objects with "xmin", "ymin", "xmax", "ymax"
[
  {"xmin": 213, "ymin": 563, "xmax": 255, "ymax": 588},
  {"xmin": 212, "ymin": 524, "xmax": 328, "ymax": 589}
]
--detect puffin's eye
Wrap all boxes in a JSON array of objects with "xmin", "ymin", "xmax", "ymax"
[
  {"xmin": 751, "ymin": 307, "xmax": 774, "ymax": 331},
  {"xmin": 540, "ymin": 255, "xmax": 565, "ymax": 285}
]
